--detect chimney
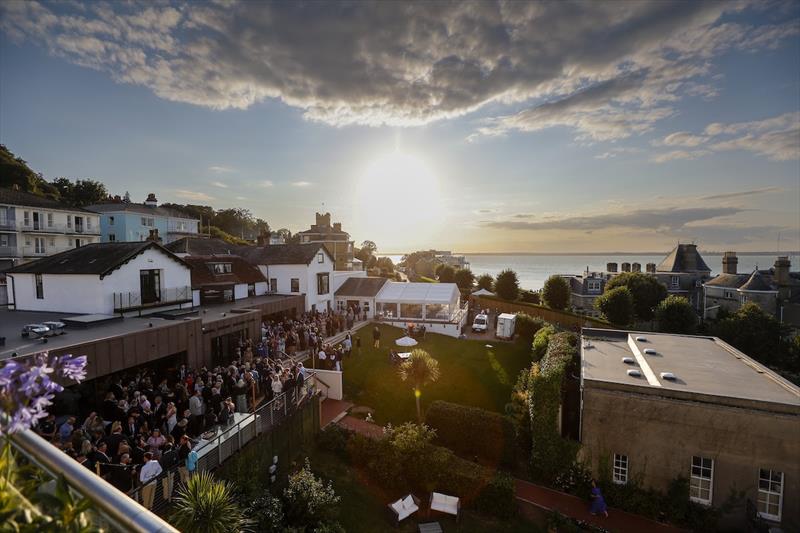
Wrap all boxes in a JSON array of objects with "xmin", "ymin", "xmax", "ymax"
[
  {"xmin": 682, "ymin": 244, "xmax": 697, "ymax": 271},
  {"xmin": 147, "ymin": 228, "xmax": 161, "ymax": 242},
  {"xmin": 632, "ymin": 262, "xmax": 641, "ymax": 272},
  {"xmin": 722, "ymin": 251, "xmax": 738, "ymax": 275},
  {"xmin": 774, "ymin": 256, "xmax": 790, "ymax": 285},
  {"xmin": 333, "ymin": 222, "xmax": 342, "ymax": 232},
  {"xmin": 257, "ymin": 229, "xmax": 271, "ymax": 247},
  {"xmin": 646, "ymin": 263, "xmax": 656, "ymax": 274},
  {"xmin": 621, "ymin": 262, "xmax": 631, "ymax": 272},
  {"xmin": 607, "ymin": 262, "xmax": 618, "ymax": 273},
  {"xmin": 145, "ymin": 193, "xmax": 158, "ymax": 207}
]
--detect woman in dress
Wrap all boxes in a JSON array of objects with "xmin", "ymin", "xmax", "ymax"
[{"xmin": 589, "ymin": 479, "xmax": 609, "ymax": 517}]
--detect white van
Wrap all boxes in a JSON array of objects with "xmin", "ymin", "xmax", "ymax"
[{"xmin": 472, "ymin": 313, "xmax": 489, "ymax": 333}]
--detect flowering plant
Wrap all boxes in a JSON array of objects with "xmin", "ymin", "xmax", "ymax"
[{"xmin": 0, "ymin": 352, "xmax": 87, "ymax": 436}]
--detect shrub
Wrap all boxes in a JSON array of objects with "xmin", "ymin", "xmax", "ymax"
[
  {"xmin": 542, "ymin": 275, "xmax": 570, "ymax": 310},
  {"xmin": 655, "ymin": 295, "xmax": 698, "ymax": 334},
  {"xmin": 425, "ymin": 401, "xmax": 516, "ymax": 466},
  {"xmin": 595, "ymin": 285, "xmax": 634, "ymax": 326},
  {"xmin": 475, "ymin": 471, "xmax": 517, "ymax": 518},
  {"xmin": 454, "ymin": 268, "xmax": 475, "ymax": 290},
  {"xmin": 519, "ymin": 289, "xmax": 540, "ymax": 304},
  {"xmin": 170, "ymin": 471, "xmax": 253, "ymax": 533},
  {"xmin": 515, "ymin": 313, "xmax": 546, "ymax": 342},
  {"xmin": 505, "ymin": 367, "xmax": 533, "ymax": 452},
  {"xmin": 437, "ymin": 264, "xmax": 456, "ymax": 282},
  {"xmin": 495, "ymin": 269, "xmax": 520, "ymax": 301},
  {"xmin": 317, "ymin": 425, "xmax": 352, "ymax": 460},
  {"xmin": 247, "ymin": 494, "xmax": 285, "ymax": 533},
  {"xmin": 605, "ymin": 272, "xmax": 667, "ymax": 321},
  {"xmin": 283, "ymin": 459, "xmax": 341, "ymax": 531},
  {"xmin": 532, "ymin": 325, "xmax": 556, "ymax": 361}
]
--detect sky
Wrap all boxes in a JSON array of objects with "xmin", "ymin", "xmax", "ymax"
[{"xmin": 0, "ymin": 0, "xmax": 799, "ymax": 254}]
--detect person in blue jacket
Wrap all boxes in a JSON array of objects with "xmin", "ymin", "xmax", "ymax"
[{"xmin": 589, "ymin": 479, "xmax": 609, "ymax": 517}]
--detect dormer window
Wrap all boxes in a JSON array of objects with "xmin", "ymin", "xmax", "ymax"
[
  {"xmin": 670, "ymin": 276, "xmax": 680, "ymax": 288},
  {"xmin": 211, "ymin": 263, "xmax": 232, "ymax": 274}
]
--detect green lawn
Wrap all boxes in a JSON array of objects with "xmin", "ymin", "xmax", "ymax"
[
  {"xmin": 308, "ymin": 447, "xmax": 541, "ymax": 533},
  {"xmin": 343, "ymin": 324, "xmax": 531, "ymax": 425}
]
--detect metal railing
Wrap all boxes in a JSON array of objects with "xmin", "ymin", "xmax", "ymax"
[
  {"xmin": 14, "ymin": 223, "xmax": 101, "ymax": 235},
  {"xmin": 5, "ymin": 430, "xmax": 178, "ymax": 532},
  {"xmin": 127, "ymin": 374, "xmax": 320, "ymax": 514},
  {"xmin": 113, "ymin": 286, "xmax": 193, "ymax": 312},
  {"xmin": 0, "ymin": 245, "xmax": 20, "ymax": 257},
  {"xmin": 21, "ymin": 245, "xmax": 76, "ymax": 256}
]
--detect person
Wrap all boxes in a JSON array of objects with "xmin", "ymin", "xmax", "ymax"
[
  {"xmin": 372, "ymin": 326, "xmax": 381, "ymax": 348},
  {"xmin": 139, "ymin": 452, "xmax": 163, "ymax": 509},
  {"xmin": 589, "ymin": 479, "xmax": 609, "ymax": 517},
  {"xmin": 58, "ymin": 416, "xmax": 76, "ymax": 444},
  {"xmin": 177, "ymin": 435, "xmax": 192, "ymax": 484},
  {"xmin": 146, "ymin": 428, "xmax": 166, "ymax": 455},
  {"xmin": 108, "ymin": 453, "xmax": 135, "ymax": 493},
  {"xmin": 189, "ymin": 389, "xmax": 204, "ymax": 437}
]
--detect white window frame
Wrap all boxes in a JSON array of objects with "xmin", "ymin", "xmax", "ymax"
[
  {"xmin": 67, "ymin": 215, "xmax": 72, "ymax": 228},
  {"xmin": 270, "ymin": 278, "xmax": 277, "ymax": 292},
  {"xmin": 34, "ymin": 273, "xmax": 44, "ymax": 300},
  {"xmin": 757, "ymin": 469, "xmax": 783, "ymax": 522},
  {"xmin": 689, "ymin": 456, "xmax": 714, "ymax": 505},
  {"xmin": 670, "ymin": 275, "xmax": 680, "ymax": 288},
  {"xmin": 318, "ymin": 252, "xmax": 324, "ymax": 263},
  {"xmin": 587, "ymin": 280, "xmax": 601, "ymax": 292},
  {"xmin": 23, "ymin": 211, "xmax": 30, "ymax": 226},
  {"xmin": 34, "ymin": 237, "xmax": 45, "ymax": 254},
  {"xmin": 47, "ymin": 213, "xmax": 54, "ymax": 227},
  {"xmin": 291, "ymin": 278, "xmax": 300, "ymax": 293},
  {"xmin": 613, "ymin": 453, "xmax": 628, "ymax": 485},
  {"xmin": 87, "ymin": 217, "xmax": 92, "ymax": 229}
]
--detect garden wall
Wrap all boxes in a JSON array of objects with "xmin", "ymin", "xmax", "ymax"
[
  {"xmin": 312, "ymin": 369, "xmax": 343, "ymax": 400},
  {"xmin": 473, "ymin": 295, "xmax": 612, "ymax": 331}
]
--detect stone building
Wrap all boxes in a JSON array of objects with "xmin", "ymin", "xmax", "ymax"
[
  {"xmin": 579, "ymin": 328, "xmax": 799, "ymax": 530},
  {"xmin": 297, "ymin": 212, "xmax": 355, "ymax": 271}
]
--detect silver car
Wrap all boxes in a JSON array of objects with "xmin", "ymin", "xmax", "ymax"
[{"xmin": 21, "ymin": 324, "xmax": 51, "ymax": 338}]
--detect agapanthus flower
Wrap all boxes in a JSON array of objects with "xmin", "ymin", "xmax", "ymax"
[{"xmin": 0, "ymin": 351, "xmax": 87, "ymax": 436}]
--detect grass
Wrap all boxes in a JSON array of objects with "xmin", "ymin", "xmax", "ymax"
[
  {"xmin": 344, "ymin": 324, "xmax": 532, "ymax": 425},
  {"xmin": 308, "ymin": 447, "xmax": 541, "ymax": 533}
]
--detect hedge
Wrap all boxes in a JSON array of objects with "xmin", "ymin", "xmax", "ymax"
[
  {"xmin": 515, "ymin": 313, "xmax": 546, "ymax": 342},
  {"xmin": 425, "ymin": 401, "xmax": 516, "ymax": 466}
]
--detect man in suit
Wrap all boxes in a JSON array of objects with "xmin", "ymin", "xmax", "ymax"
[{"xmin": 124, "ymin": 415, "xmax": 139, "ymax": 439}]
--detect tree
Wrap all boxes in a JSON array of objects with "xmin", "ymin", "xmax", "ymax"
[
  {"xmin": 360, "ymin": 240, "xmax": 377, "ymax": 255},
  {"xmin": 476, "ymin": 273, "xmax": 494, "ymax": 291},
  {"xmin": 0, "ymin": 144, "xmax": 58, "ymax": 197},
  {"xmin": 656, "ymin": 295, "xmax": 698, "ymax": 334},
  {"xmin": 398, "ymin": 349, "xmax": 441, "ymax": 422},
  {"xmin": 283, "ymin": 459, "xmax": 341, "ymax": 531},
  {"xmin": 170, "ymin": 471, "xmax": 252, "ymax": 533},
  {"xmin": 519, "ymin": 289, "xmax": 540, "ymax": 304},
  {"xmin": 376, "ymin": 256, "xmax": 394, "ymax": 273},
  {"xmin": 495, "ymin": 269, "xmax": 520, "ymax": 301},
  {"xmin": 595, "ymin": 286, "xmax": 634, "ymax": 326},
  {"xmin": 453, "ymin": 268, "xmax": 475, "ymax": 290},
  {"xmin": 437, "ymin": 264, "xmax": 456, "ymax": 283},
  {"xmin": 69, "ymin": 179, "xmax": 108, "ymax": 207},
  {"xmin": 542, "ymin": 275, "xmax": 570, "ymax": 310},
  {"xmin": 712, "ymin": 302, "xmax": 786, "ymax": 367},
  {"xmin": 605, "ymin": 272, "xmax": 667, "ymax": 321},
  {"xmin": 516, "ymin": 313, "xmax": 546, "ymax": 341}
]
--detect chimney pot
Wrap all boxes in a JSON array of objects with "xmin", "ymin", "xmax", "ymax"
[
  {"xmin": 722, "ymin": 251, "xmax": 738, "ymax": 275},
  {"xmin": 774, "ymin": 256, "xmax": 790, "ymax": 285}
]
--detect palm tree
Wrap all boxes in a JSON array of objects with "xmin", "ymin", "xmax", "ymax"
[
  {"xmin": 170, "ymin": 471, "xmax": 253, "ymax": 533},
  {"xmin": 398, "ymin": 349, "xmax": 441, "ymax": 422}
]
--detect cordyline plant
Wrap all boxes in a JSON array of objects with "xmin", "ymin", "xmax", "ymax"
[{"xmin": 0, "ymin": 352, "xmax": 87, "ymax": 436}]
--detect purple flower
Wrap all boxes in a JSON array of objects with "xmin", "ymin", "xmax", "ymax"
[{"xmin": 59, "ymin": 355, "xmax": 88, "ymax": 383}]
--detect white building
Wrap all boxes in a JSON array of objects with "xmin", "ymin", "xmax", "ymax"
[
  {"xmin": 334, "ymin": 276, "xmax": 389, "ymax": 318},
  {"xmin": 0, "ymin": 188, "xmax": 102, "ymax": 270},
  {"xmin": 5, "ymin": 241, "xmax": 192, "ymax": 315},
  {"xmin": 183, "ymin": 255, "xmax": 269, "ymax": 305}
]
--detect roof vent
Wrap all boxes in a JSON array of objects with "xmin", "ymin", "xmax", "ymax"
[
  {"xmin": 660, "ymin": 372, "xmax": 676, "ymax": 381},
  {"xmin": 635, "ymin": 336, "xmax": 647, "ymax": 342},
  {"xmin": 627, "ymin": 369, "xmax": 642, "ymax": 377},
  {"xmin": 643, "ymin": 348, "xmax": 657, "ymax": 355},
  {"xmin": 621, "ymin": 357, "xmax": 635, "ymax": 365}
]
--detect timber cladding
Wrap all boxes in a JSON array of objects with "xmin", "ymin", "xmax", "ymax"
[{"xmin": 472, "ymin": 295, "xmax": 612, "ymax": 330}]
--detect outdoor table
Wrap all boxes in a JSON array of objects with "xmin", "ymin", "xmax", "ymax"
[{"xmin": 397, "ymin": 352, "xmax": 412, "ymax": 360}]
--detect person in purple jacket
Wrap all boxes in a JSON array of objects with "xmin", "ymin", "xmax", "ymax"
[{"xmin": 589, "ymin": 479, "xmax": 609, "ymax": 517}]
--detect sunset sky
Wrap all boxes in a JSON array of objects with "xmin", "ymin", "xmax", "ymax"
[{"xmin": 1, "ymin": 1, "xmax": 798, "ymax": 253}]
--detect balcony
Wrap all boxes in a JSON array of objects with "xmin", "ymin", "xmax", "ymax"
[
  {"xmin": 0, "ymin": 219, "xmax": 17, "ymax": 231},
  {"xmin": 113, "ymin": 285, "xmax": 193, "ymax": 313},
  {"xmin": 15, "ymin": 223, "xmax": 101, "ymax": 236},
  {"xmin": 0, "ymin": 245, "xmax": 20, "ymax": 257}
]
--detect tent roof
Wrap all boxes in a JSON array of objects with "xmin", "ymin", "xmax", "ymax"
[
  {"xmin": 376, "ymin": 282, "xmax": 460, "ymax": 304},
  {"xmin": 472, "ymin": 288, "xmax": 494, "ymax": 296}
]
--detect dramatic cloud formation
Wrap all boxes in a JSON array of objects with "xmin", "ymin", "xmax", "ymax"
[
  {"xmin": 653, "ymin": 112, "xmax": 800, "ymax": 162},
  {"xmin": 2, "ymin": 0, "xmax": 796, "ymax": 137}
]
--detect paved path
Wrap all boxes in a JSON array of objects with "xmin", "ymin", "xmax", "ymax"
[
  {"xmin": 320, "ymin": 398, "xmax": 353, "ymax": 427},
  {"xmin": 515, "ymin": 479, "xmax": 686, "ymax": 533},
  {"xmin": 337, "ymin": 415, "xmax": 384, "ymax": 438}
]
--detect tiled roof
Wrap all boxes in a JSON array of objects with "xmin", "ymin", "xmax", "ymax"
[
  {"xmin": 335, "ymin": 277, "xmax": 388, "ymax": 298},
  {"xmin": 740, "ymin": 270, "xmax": 776, "ymax": 292},
  {"xmin": 183, "ymin": 255, "xmax": 266, "ymax": 289},
  {"xmin": 0, "ymin": 188, "xmax": 94, "ymax": 213},
  {"xmin": 5, "ymin": 241, "xmax": 186, "ymax": 277},
  {"xmin": 165, "ymin": 237, "xmax": 246, "ymax": 256},
  {"xmin": 704, "ymin": 273, "xmax": 751, "ymax": 288},
  {"xmin": 85, "ymin": 202, "xmax": 198, "ymax": 220},
  {"xmin": 656, "ymin": 244, "xmax": 711, "ymax": 273},
  {"xmin": 238, "ymin": 243, "xmax": 330, "ymax": 265}
]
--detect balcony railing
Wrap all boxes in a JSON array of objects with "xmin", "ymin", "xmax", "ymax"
[
  {"xmin": 22, "ymin": 245, "xmax": 76, "ymax": 256},
  {"xmin": 15, "ymin": 223, "xmax": 100, "ymax": 235},
  {"xmin": 113, "ymin": 285, "xmax": 193, "ymax": 312},
  {"xmin": 0, "ymin": 245, "xmax": 20, "ymax": 257},
  {"xmin": 0, "ymin": 219, "xmax": 16, "ymax": 231}
]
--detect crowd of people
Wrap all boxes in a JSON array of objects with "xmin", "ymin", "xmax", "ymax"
[{"xmin": 33, "ymin": 309, "xmax": 361, "ymax": 508}]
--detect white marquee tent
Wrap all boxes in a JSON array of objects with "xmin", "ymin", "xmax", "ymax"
[{"xmin": 375, "ymin": 282, "xmax": 461, "ymax": 321}]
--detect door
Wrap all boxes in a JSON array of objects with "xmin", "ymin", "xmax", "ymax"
[
  {"xmin": 140, "ymin": 269, "xmax": 161, "ymax": 305},
  {"xmin": 32, "ymin": 212, "xmax": 41, "ymax": 230}
]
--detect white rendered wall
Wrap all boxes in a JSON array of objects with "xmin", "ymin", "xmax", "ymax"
[
  {"xmin": 311, "ymin": 369, "xmax": 343, "ymax": 400},
  {"xmin": 234, "ymin": 283, "xmax": 248, "ymax": 300},
  {"xmin": 333, "ymin": 270, "xmax": 365, "ymax": 293},
  {"xmin": 9, "ymin": 273, "xmax": 106, "ymax": 313},
  {"xmin": 254, "ymin": 281, "xmax": 268, "ymax": 296}
]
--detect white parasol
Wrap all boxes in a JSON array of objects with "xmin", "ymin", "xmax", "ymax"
[{"xmin": 395, "ymin": 336, "xmax": 418, "ymax": 347}]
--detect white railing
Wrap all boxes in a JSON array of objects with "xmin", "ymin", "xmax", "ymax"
[{"xmin": 113, "ymin": 285, "xmax": 193, "ymax": 312}]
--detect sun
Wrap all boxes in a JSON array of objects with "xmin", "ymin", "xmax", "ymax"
[{"xmin": 355, "ymin": 152, "xmax": 444, "ymax": 247}]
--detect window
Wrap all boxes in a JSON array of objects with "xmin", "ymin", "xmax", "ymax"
[
  {"xmin": 211, "ymin": 263, "xmax": 232, "ymax": 274},
  {"xmin": 34, "ymin": 274, "xmax": 44, "ymax": 299},
  {"xmin": 400, "ymin": 303, "xmax": 423, "ymax": 319},
  {"xmin": 363, "ymin": 301, "xmax": 370, "ymax": 313},
  {"xmin": 74, "ymin": 239, "xmax": 83, "ymax": 248},
  {"xmin": 34, "ymin": 237, "xmax": 45, "ymax": 254},
  {"xmin": 587, "ymin": 280, "xmax": 601, "ymax": 293},
  {"xmin": 141, "ymin": 217, "xmax": 154, "ymax": 227},
  {"xmin": 47, "ymin": 213, "xmax": 53, "ymax": 227},
  {"xmin": 724, "ymin": 290, "xmax": 734, "ymax": 299},
  {"xmin": 248, "ymin": 283, "xmax": 256, "ymax": 297},
  {"xmin": 140, "ymin": 269, "xmax": 162, "ymax": 304},
  {"xmin": 67, "ymin": 215, "xmax": 72, "ymax": 228},
  {"xmin": 270, "ymin": 278, "xmax": 278, "ymax": 292},
  {"xmin": 0, "ymin": 234, "xmax": 7, "ymax": 247},
  {"xmin": 670, "ymin": 276, "xmax": 680, "ymax": 288},
  {"xmin": 291, "ymin": 278, "xmax": 300, "ymax": 293},
  {"xmin": 23, "ymin": 211, "xmax": 30, "ymax": 226},
  {"xmin": 613, "ymin": 454, "xmax": 628, "ymax": 484},
  {"xmin": 109, "ymin": 233, "xmax": 116, "ymax": 242},
  {"xmin": 87, "ymin": 218, "xmax": 92, "ymax": 229},
  {"xmin": 317, "ymin": 273, "xmax": 330, "ymax": 294},
  {"xmin": 690, "ymin": 456, "xmax": 713, "ymax": 505},
  {"xmin": 48, "ymin": 238, "xmax": 55, "ymax": 247},
  {"xmin": 109, "ymin": 216, "xmax": 115, "ymax": 226},
  {"xmin": 336, "ymin": 300, "xmax": 346, "ymax": 312},
  {"xmin": 758, "ymin": 469, "xmax": 783, "ymax": 521},
  {"xmin": 318, "ymin": 252, "xmax": 324, "ymax": 263}
]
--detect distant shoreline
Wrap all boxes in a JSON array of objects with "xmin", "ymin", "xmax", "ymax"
[{"xmin": 381, "ymin": 251, "xmax": 800, "ymax": 257}]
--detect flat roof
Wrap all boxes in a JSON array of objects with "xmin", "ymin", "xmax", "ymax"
[
  {"xmin": 375, "ymin": 282, "xmax": 460, "ymax": 305},
  {"xmin": 581, "ymin": 328, "xmax": 800, "ymax": 410}
]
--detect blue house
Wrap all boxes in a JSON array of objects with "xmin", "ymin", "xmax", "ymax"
[{"xmin": 86, "ymin": 193, "xmax": 201, "ymax": 244}]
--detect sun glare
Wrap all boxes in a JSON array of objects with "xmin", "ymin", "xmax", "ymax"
[{"xmin": 356, "ymin": 152, "xmax": 444, "ymax": 246}]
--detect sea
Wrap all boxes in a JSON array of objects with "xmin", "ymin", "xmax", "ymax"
[{"xmin": 381, "ymin": 253, "xmax": 799, "ymax": 291}]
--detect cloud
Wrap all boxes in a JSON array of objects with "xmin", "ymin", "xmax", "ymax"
[
  {"xmin": 698, "ymin": 187, "xmax": 782, "ymax": 201},
  {"xmin": 654, "ymin": 111, "xmax": 800, "ymax": 162},
  {"xmin": 595, "ymin": 147, "xmax": 643, "ymax": 159},
  {"xmin": 2, "ymin": 1, "xmax": 796, "ymax": 130},
  {"xmin": 211, "ymin": 181, "xmax": 228, "ymax": 188},
  {"xmin": 174, "ymin": 189, "xmax": 215, "ymax": 201},
  {"xmin": 260, "ymin": 180, "xmax": 274, "ymax": 188},
  {"xmin": 209, "ymin": 165, "xmax": 234, "ymax": 173},
  {"xmin": 292, "ymin": 181, "xmax": 311, "ymax": 187},
  {"xmin": 235, "ymin": 195, "xmax": 247, "ymax": 200},
  {"xmin": 484, "ymin": 206, "xmax": 743, "ymax": 232}
]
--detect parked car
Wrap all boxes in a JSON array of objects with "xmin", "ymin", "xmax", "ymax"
[
  {"xmin": 42, "ymin": 321, "xmax": 67, "ymax": 335},
  {"xmin": 21, "ymin": 324, "xmax": 50, "ymax": 338},
  {"xmin": 472, "ymin": 314, "xmax": 488, "ymax": 333}
]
